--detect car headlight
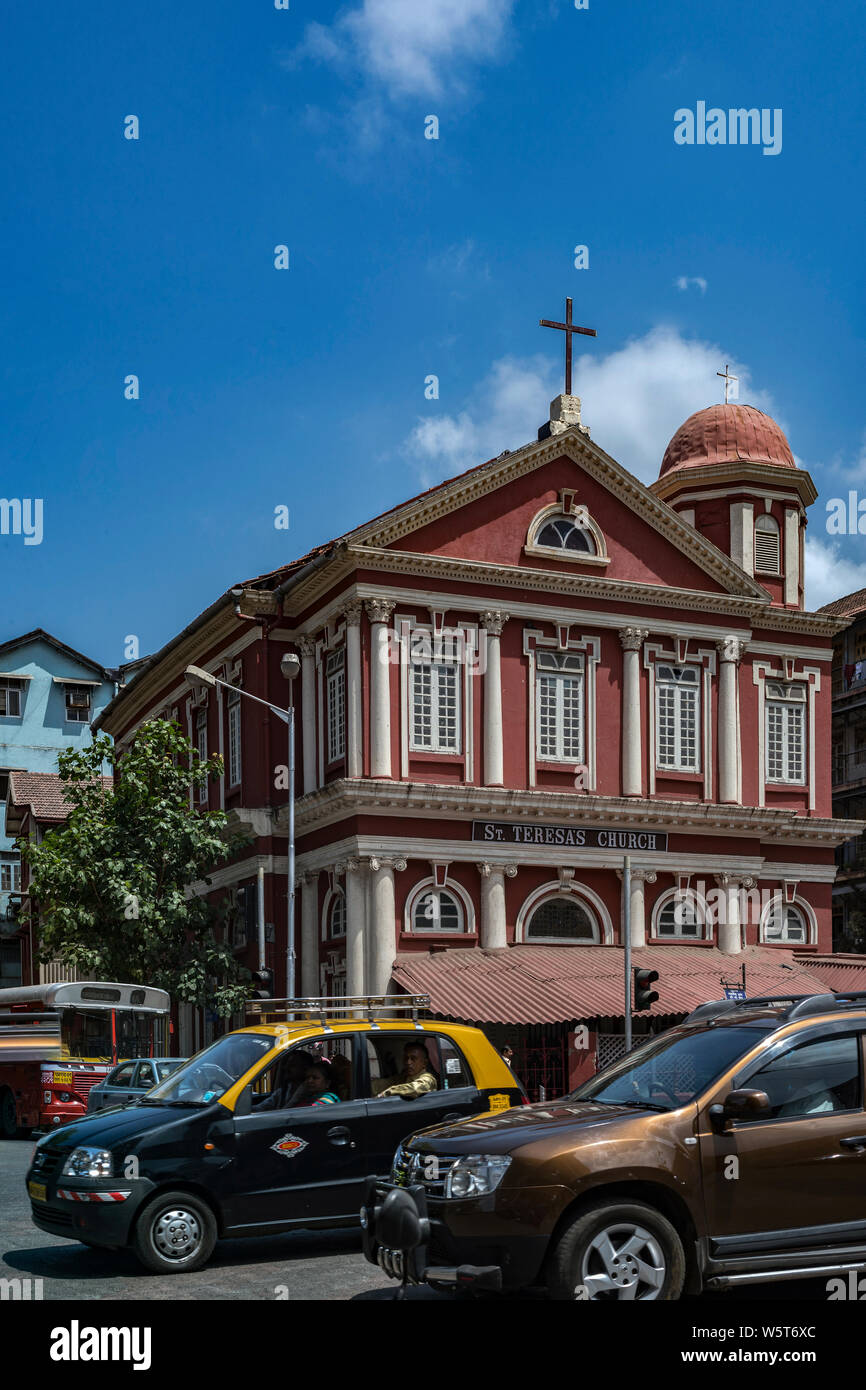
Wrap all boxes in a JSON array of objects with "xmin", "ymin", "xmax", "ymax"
[
  {"xmin": 445, "ymin": 1155, "xmax": 511, "ymax": 1199},
  {"xmin": 61, "ymin": 1147, "xmax": 113, "ymax": 1179}
]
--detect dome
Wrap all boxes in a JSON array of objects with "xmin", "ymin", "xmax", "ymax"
[{"xmin": 660, "ymin": 404, "xmax": 796, "ymax": 479}]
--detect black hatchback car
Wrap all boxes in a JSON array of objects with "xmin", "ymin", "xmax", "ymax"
[
  {"xmin": 86, "ymin": 1058, "xmax": 187, "ymax": 1113},
  {"xmin": 25, "ymin": 1008, "xmax": 523, "ymax": 1273}
]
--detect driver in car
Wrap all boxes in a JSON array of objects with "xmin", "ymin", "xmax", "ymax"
[{"xmin": 372, "ymin": 1042, "xmax": 439, "ymax": 1099}]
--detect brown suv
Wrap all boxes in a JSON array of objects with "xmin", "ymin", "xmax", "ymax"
[{"xmin": 362, "ymin": 991, "xmax": 866, "ymax": 1300}]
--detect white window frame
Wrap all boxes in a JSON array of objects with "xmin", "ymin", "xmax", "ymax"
[
  {"xmin": 655, "ymin": 665, "xmax": 701, "ymax": 773},
  {"xmin": 409, "ymin": 641, "xmax": 461, "ymax": 755},
  {"xmin": 196, "ymin": 709, "xmax": 208, "ymax": 803},
  {"xmin": 535, "ymin": 651, "xmax": 584, "ymax": 764},
  {"xmin": 64, "ymin": 684, "xmax": 92, "ymax": 723},
  {"xmin": 524, "ymin": 893, "xmax": 601, "ymax": 945},
  {"xmin": 765, "ymin": 681, "xmax": 806, "ymax": 784},
  {"xmin": 326, "ymin": 649, "xmax": 346, "ymax": 764},
  {"xmin": 404, "ymin": 878, "xmax": 474, "ymax": 936},
  {"xmin": 329, "ymin": 890, "xmax": 346, "ymax": 939},
  {"xmin": 652, "ymin": 888, "xmax": 707, "ymax": 941},
  {"xmin": 760, "ymin": 896, "xmax": 813, "ymax": 945},
  {"xmin": 227, "ymin": 689, "xmax": 242, "ymax": 787}
]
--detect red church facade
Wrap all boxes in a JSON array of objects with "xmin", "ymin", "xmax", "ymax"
[{"xmin": 96, "ymin": 395, "xmax": 862, "ymax": 1065}]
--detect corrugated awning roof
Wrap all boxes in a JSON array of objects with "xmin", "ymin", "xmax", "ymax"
[
  {"xmin": 793, "ymin": 953, "xmax": 866, "ymax": 995},
  {"xmin": 391, "ymin": 944, "xmax": 832, "ymax": 1025}
]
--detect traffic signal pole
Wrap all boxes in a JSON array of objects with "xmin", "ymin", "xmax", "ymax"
[{"xmin": 623, "ymin": 855, "xmax": 632, "ymax": 1053}]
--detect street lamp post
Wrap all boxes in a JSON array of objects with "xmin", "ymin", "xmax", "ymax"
[{"xmin": 185, "ymin": 653, "xmax": 300, "ymax": 1002}]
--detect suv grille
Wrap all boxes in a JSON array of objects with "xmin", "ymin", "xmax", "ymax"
[{"xmin": 391, "ymin": 1144, "xmax": 462, "ymax": 1198}]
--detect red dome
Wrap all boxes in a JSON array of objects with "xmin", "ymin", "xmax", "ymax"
[{"xmin": 660, "ymin": 404, "xmax": 795, "ymax": 478}]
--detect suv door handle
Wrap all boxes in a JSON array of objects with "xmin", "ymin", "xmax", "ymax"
[
  {"xmin": 327, "ymin": 1125, "xmax": 356, "ymax": 1149},
  {"xmin": 840, "ymin": 1135, "xmax": 866, "ymax": 1151}
]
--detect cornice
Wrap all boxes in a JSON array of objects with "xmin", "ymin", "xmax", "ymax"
[
  {"xmin": 651, "ymin": 460, "xmax": 819, "ymax": 508},
  {"xmin": 284, "ymin": 778, "xmax": 864, "ymax": 848}
]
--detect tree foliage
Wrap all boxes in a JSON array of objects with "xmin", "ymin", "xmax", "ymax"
[{"xmin": 20, "ymin": 720, "xmax": 250, "ymax": 1015}]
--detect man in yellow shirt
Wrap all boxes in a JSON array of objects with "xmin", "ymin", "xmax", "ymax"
[{"xmin": 373, "ymin": 1042, "xmax": 438, "ymax": 1098}]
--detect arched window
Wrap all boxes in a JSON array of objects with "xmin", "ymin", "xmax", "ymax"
[
  {"xmin": 653, "ymin": 890, "xmax": 706, "ymax": 940},
  {"xmin": 407, "ymin": 882, "xmax": 471, "ymax": 935},
  {"xmin": 761, "ymin": 900, "xmax": 808, "ymax": 944},
  {"xmin": 525, "ymin": 895, "xmax": 599, "ymax": 944},
  {"xmin": 536, "ymin": 515, "xmax": 595, "ymax": 554},
  {"xmin": 754, "ymin": 514, "xmax": 781, "ymax": 576},
  {"xmin": 328, "ymin": 891, "xmax": 346, "ymax": 939}
]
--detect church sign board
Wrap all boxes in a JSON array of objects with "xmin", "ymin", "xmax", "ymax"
[{"xmin": 472, "ymin": 821, "xmax": 669, "ymax": 852}]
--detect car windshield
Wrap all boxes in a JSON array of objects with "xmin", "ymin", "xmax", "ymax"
[
  {"xmin": 573, "ymin": 1022, "xmax": 776, "ymax": 1110},
  {"xmin": 143, "ymin": 1033, "xmax": 275, "ymax": 1105}
]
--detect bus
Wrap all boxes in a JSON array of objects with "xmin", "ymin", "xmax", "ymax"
[{"xmin": 0, "ymin": 981, "xmax": 171, "ymax": 1137}]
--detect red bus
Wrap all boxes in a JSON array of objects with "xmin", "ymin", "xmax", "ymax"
[{"xmin": 0, "ymin": 981, "xmax": 171, "ymax": 1136}]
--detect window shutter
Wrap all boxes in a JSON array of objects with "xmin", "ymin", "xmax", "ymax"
[{"xmin": 754, "ymin": 522, "xmax": 780, "ymax": 575}]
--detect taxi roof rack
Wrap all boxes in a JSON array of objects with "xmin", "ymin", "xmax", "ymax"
[
  {"xmin": 244, "ymin": 994, "xmax": 431, "ymax": 1034},
  {"xmin": 686, "ymin": 990, "xmax": 866, "ymax": 1024}
]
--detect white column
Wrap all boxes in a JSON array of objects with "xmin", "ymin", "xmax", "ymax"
[
  {"xmin": 478, "ymin": 862, "xmax": 516, "ymax": 948},
  {"xmin": 481, "ymin": 610, "xmax": 508, "ymax": 786},
  {"xmin": 619, "ymin": 628, "xmax": 648, "ymax": 797},
  {"xmin": 618, "ymin": 868, "xmax": 656, "ymax": 948},
  {"xmin": 344, "ymin": 601, "xmax": 363, "ymax": 777},
  {"xmin": 298, "ymin": 635, "xmax": 318, "ymax": 795},
  {"xmin": 368, "ymin": 856, "xmax": 406, "ymax": 995},
  {"xmin": 716, "ymin": 874, "xmax": 744, "ymax": 954},
  {"xmin": 300, "ymin": 873, "xmax": 319, "ymax": 998},
  {"xmin": 784, "ymin": 508, "xmax": 800, "ymax": 606},
  {"xmin": 717, "ymin": 637, "xmax": 746, "ymax": 805},
  {"xmin": 365, "ymin": 599, "xmax": 395, "ymax": 778},
  {"xmin": 344, "ymin": 858, "xmax": 368, "ymax": 997}
]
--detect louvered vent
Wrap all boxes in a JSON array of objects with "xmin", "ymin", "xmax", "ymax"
[{"xmin": 754, "ymin": 525, "xmax": 780, "ymax": 575}]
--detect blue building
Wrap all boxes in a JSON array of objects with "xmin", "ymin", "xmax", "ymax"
[{"xmin": 0, "ymin": 630, "xmax": 115, "ymax": 985}]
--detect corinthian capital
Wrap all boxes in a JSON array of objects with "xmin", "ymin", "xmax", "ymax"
[
  {"xmin": 365, "ymin": 599, "xmax": 396, "ymax": 626},
  {"xmin": 296, "ymin": 634, "xmax": 317, "ymax": 658},
  {"xmin": 717, "ymin": 636, "xmax": 748, "ymax": 664},
  {"xmin": 480, "ymin": 609, "xmax": 509, "ymax": 637},
  {"xmin": 619, "ymin": 627, "xmax": 649, "ymax": 652},
  {"xmin": 342, "ymin": 599, "xmax": 363, "ymax": 628}
]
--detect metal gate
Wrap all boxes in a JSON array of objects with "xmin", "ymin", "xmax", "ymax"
[{"xmin": 513, "ymin": 1034, "xmax": 568, "ymax": 1102}]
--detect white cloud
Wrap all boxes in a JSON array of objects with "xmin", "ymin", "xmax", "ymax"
[
  {"xmin": 293, "ymin": 0, "xmax": 516, "ymax": 100},
  {"xmin": 404, "ymin": 355, "xmax": 558, "ymax": 487},
  {"xmin": 805, "ymin": 535, "xmax": 866, "ymax": 610},
  {"xmin": 402, "ymin": 327, "xmax": 779, "ymax": 489},
  {"xmin": 675, "ymin": 275, "xmax": 707, "ymax": 293}
]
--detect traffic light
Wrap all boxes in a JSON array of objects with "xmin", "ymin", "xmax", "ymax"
[
  {"xmin": 633, "ymin": 967, "xmax": 659, "ymax": 1012},
  {"xmin": 251, "ymin": 967, "xmax": 274, "ymax": 1000}
]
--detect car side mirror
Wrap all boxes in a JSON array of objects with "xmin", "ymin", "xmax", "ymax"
[{"xmin": 709, "ymin": 1088, "xmax": 771, "ymax": 1133}]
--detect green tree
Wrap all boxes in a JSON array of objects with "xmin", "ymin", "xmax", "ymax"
[{"xmin": 20, "ymin": 720, "xmax": 250, "ymax": 1015}]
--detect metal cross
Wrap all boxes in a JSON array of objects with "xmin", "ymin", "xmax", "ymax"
[
  {"xmin": 717, "ymin": 363, "xmax": 738, "ymax": 404},
  {"xmin": 539, "ymin": 297, "xmax": 597, "ymax": 396}
]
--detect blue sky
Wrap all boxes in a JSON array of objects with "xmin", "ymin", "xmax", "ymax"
[{"xmin": 2, "ymin": 0, "xmax": 865, "ymax": 667}]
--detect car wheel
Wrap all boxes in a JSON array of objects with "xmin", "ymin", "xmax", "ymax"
[
  {"xmin": 0, "ymin": 1088, "xmax": 17, "ymax": 1139},
  {"xmin": 132, "ymin": 1191, "xmax": 217, "ymax": 1275},
  {"xmin": 547, "ymin": 1199, "xmax": 685, "ymax": 1302}
]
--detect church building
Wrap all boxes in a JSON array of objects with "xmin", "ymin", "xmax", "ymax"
[{"xmin": 95, "ymin": 387, "xmax": 861, "ymax": 1085}]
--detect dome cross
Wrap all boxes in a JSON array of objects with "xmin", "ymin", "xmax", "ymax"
[{"xmin": 717, "ymin": 363, "xmax": 739, "ymax": 404}]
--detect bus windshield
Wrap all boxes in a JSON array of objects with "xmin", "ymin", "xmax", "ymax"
[
  {"xmin": 144, "ymin": 1033, "xmax": 276, "ymax": 1105},
  {"xmin": 61, "ymin": 1008, "xmax": 168, "ymax": 1063}
]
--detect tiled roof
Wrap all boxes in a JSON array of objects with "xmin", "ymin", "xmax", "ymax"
[
  {"xmin": 818, "ymin": 588, "xmax": 866, "ymax": 620},
  {"xmin": 392, "ymin": 943, "xmax": 830, "ymax": 1025},
  {"xmin": 7, "ymin": 771, "xmax": 113, "ymax": 824},
  {"xmin": 793, "ymin": 952, "xmax": 866, "ymax": 994}
]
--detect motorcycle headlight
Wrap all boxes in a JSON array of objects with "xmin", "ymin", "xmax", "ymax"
[
  {"xmin": 445, "ymin": 1155, "xmax": 511, "ymax": 1199},
  {"xmin": 62, "ymin": 1147, "xmax": 113, "ymax": 1179}
]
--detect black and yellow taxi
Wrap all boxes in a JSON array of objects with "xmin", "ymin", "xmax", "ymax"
[{"xmin": 25, "ymin": 996, "xmax": 524, "ymax": 1274}]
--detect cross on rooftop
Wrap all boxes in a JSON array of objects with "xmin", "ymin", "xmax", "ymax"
[
  {"xmin": 717, "ymin": 363, "xmax": 738, "ymax": 404},
  {"xmin": 539, "ymin": 297, "xmax": 597, "ymax": 396}
]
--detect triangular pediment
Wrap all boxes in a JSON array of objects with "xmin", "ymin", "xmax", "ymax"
[{"xmin": 349, "ymin": 428, "xmax": 769, "ymax": 601}]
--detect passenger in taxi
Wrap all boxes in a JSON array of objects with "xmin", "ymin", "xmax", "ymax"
[
  {"xmin": 296, "ymin": 1061, "xmax": 341, "ymax": 1107},
  {"xmin": 255, "ymin": 1049, "xmax": 316, "ymax": 1111},
  {"xmin": 373, "ymin": 1042, "xmax": 439, "ymax": 1099}
]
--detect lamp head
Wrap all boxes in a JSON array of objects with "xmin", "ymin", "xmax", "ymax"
[
  {"xmin": 280, "ymin": 652, "xmax": 301, "ymax": 682},
  {"xmin": 184, "ymin": 664, "xmax": 217, "ymax": 691}
]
